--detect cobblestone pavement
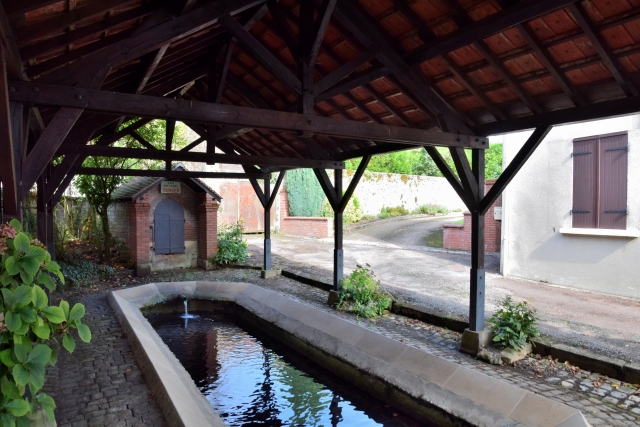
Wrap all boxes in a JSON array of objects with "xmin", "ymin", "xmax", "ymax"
[
  {"xmin": 45, "ymin": 291, "xmax": 166, "ymax": 427},
  {"xmin": 47, "ymin": 265, "xmax": 640, "ymax": 427}
]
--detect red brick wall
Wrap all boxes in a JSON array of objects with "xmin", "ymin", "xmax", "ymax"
[
  {"xmin": 129, "ymin": 197, "xmax": 151, "ymax": 273},
  {"xmin": 126, "ymin": 184, "xmax": 220, "ymax": 274},
  {"xmin": 197, "ymin": 194, "xmax": 219, "ymax": 269},
  {"xmin": 279, "ymin": 188, "xmax": 332, "ymax": 238},
  {"xmin": 443, "ymin": 180, "xmax": 502, "ymax": 253}
]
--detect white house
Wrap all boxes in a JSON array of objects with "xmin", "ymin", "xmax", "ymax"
[{"xmin": 499, "ymin": 114, "xmax": 640, "ymax": 300}]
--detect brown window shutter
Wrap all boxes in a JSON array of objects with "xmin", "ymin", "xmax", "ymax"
[
  {"xmin": 572, "ymin": 138, "xmax": 597, "ymax": 228},
  {"xmin": 599, "ymin": 133, "xmax": 628, "ymax": 230}
]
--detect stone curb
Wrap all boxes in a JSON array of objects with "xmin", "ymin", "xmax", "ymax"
[
  {"xmin": 531, "ymin": 339, "xmax": 640, "ymax": 385},
  {"xmin": 231, "ymin": 264, "xmax": 639, "ymax": 385},
  {"xmin": 112, "ymin": 282, "xmax": 589, "ymax": 427}
]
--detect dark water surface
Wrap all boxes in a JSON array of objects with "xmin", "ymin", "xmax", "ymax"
[{"xmin": 145, "ymin": 301, "xmax": 424, "ymax": 427}]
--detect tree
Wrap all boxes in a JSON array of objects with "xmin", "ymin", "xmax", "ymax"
[
  {"xmin": 345, "ymin": 144, "xmax": 502, "ymax": 180},
  {"xmin": 75, "ymin": 120, "xmax": 189, "ymax": 262}
]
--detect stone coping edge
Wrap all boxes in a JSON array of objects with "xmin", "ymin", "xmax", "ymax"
[
  {"xmin": 110, "ymin": 281, "xmax": 588, "ymax": 427},
  {"xmin": 108, "ymin": 284, "xmax": 226, "ymax": 427},
  {"xmin": 229, "ymin": 264, "xmax": 638, "ymax": 385}
]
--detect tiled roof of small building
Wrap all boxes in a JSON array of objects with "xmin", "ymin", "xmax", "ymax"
[{"xmin": 111, "ymin": 164, "xmax": 222, "ymax": 202}]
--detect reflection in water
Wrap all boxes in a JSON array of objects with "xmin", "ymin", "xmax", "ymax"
[{"xmin": 146, "ymin": 307, "xmax": 424, "ymax": 427}]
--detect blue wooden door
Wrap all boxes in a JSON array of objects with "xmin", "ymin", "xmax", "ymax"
[{"xmin": 154, "ymin": 199, "xmax": 185, "ymax": 254}]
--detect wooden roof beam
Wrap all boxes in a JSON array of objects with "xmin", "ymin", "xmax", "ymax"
[
  {"xmin": 40, "ymin": 0, "xmax": 266, "ymax": 86},
  {"xmin": 77, "ymin": 169, "xmax": 269, "ymax": 179},
  {"xmin": 568, "ymin": 3, "xmax": 638, "ymax": 97},
  {"xmin": 362, "ymin": 84, "xmax": 412, "ymax": 127},
  {"xmin": 15, "ymin": 0, "xmax": 140, "ymax": 47},
  {"xmin": 19, "ymin": 5, "xmax": 153, "ymax": 61},
  {"xmin": 309, "ymin": 0, "xmax": 338, "ymax": 65},
  {"xmin": 391, "ymin": 0, "xmax": 506, "ymax": 121},
  {"xmin": 472, "ymin": 40, "xmax": 543, "ymax": 114},
  {"xmin": 474, "ymin": 95, "xmax": 640, "ymax": 135},
  {"xmin": 220, "ymin": 13, "xmax": 301, "ymax": 94},
  {"xmin": 336, "ymin": 0, "xmax": 579, "ymax": 97},
  {"xmin": 515, "ymin": 22, "xmax": 585, "ymax": 106},
  {"xmin": 314, "ymin": 47, "xmax": 379, "ymax": 96},
  {"xmin": 57, "ymin": 145, "xmax": 343, "ymax": 169},
  {"xmin": 8, "ymin": 80, "xmax": 488, "ymax": 148},
  {"xmin": 334, "ymin": 0, "xmax": 472, "ymax": 135}
]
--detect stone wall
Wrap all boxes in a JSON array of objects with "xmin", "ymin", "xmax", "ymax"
[
  {"xmin": 108, "ymin": 202, "xmax": 129, "ymax": 245},
  {"xmin": 342, "ymin": 170, "xmax": 466, "ymax": 215}
]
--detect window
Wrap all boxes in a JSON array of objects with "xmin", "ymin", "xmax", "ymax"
[
  {"xmin": 154, "ymin": 198, "xmax": 185, "ymax": 254},
  {"xmin": 572, "ymin": 132, "xmax": 628, "ymax": 230}
]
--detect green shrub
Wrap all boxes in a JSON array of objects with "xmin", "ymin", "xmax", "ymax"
[
  {"xmin": 0, "ymin": 220, "xmax": 91, "ymax": 425},
  {"xmin": 321, "ymin": 195, "xmax": 364, "ymax": 223},
  {"xmin": 337, "ymin": 265, "xmax": 391, "ymax": 318},
  {"xmin": 58, "ymin": 259, "xmax": 114, "ymax": 288},
  {"xmin": 488, "ymin": 296, "xmax": 539, "ymax": 350},
  {"xmin": 378, "ymin": 205, "xmax": 409, "ymax": 218},
  {"xmin": 414, "ymin": 204, "xmax": 450, "ymax": 215},
  {"xmin": 286, "ymin": 169, "xmax": 326, "ymax": 217},
  {"xmin": 211, "ymin": 222, "xmax": 248, "ymax": 266}
]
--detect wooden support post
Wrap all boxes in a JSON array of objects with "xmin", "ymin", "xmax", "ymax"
[
  {"xmin": 470, "ymin": 148, "xmax": 485, "ymax": 332},
  {"xmin": 333, "ymin": 169, "xmax": 343, "ymax": 292},
  {"xmin": 263, "ymin": 175, "xmax": 271, "ymax": 271},
  {"xmin": 0, "ymin": 46, "xmax": 19, "ymax": 220},
  {"xmin": 37, "ymin": 173, "xmax": 47, "ymax": 244},
  {"xmin": 46, "ymin": 204, "xmax": 55, "ymax": 260}
]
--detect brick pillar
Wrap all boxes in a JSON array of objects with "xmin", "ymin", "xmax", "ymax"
[
  {"xmin": 197, "ymin": 194, "xmax": 219, "ymax": 270},
  {"xmin": 129, "ymin": 195, "xmax": 151, "ymax": 276}
]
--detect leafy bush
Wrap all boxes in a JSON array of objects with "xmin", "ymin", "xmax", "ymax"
[
  {"xmin": 321, "ymin": 195, "xmax": 364, "ymax": 223},
  {"xmin": 0, "ymin": 220, "xmax": 91, "ymax": 425},
  {"xmin": 58, "ymin": 259, "xmax": 114, "ymax": 288},
  {"xmin": 488, "ymin": 296, "xmax": 539, "ymax": 350},
  {"xmin": 378, "ymin": 205, "xmax": 409, "ymax": 219},
  {"xmin": 210, "ymin": 222, "xmax": 248, "ymax": 266},
  {"xmin": 414, "ymin": 204, "xmax": 450, "ymax": 215},
  {"xmin": 337, "ymin": 265, "xmax": 391, "ymax": 318},
  {"xmin": 286, "ymin": 169, "xmax": 326, "ymax": 217}
]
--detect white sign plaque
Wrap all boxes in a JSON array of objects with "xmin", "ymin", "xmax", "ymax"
[{"xmin": 161, "ymin": 181, "xmax": 181, "ymax": 194}]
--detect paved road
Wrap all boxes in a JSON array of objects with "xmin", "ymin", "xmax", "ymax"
[{"xmin": 345, "ymin": 214, "xmax": 462, "ymax": 247}]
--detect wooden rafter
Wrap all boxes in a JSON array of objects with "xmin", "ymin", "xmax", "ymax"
[
  {"xmin": 39, "ymin": 0, "xmax": 265, "ymax": 86},
  {"xmin": 333, "ymin": 0, "xmax": 472, "ymax": 135},
  {"xmin": 220, "ymin": 13, "xmax": 301, "ymax": 94},
  {"xmin": 568, "ymin": 3, "xmax": 638, "ymax": 97}
]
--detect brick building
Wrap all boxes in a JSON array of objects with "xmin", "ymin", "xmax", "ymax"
[{"xmin": 108, "ymin": 165, "xmax": 221, "ymax": 276}]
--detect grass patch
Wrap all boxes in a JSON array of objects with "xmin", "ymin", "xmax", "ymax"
[
  {"xmin": 452, "ymin": 219, "xmax": 464, "ymax": 225},
  {"xmin": 424, "ymin": 228, "xmax": 443, "ymax": 248}
]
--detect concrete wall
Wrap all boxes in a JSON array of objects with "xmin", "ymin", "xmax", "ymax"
[
  {"xmin": 343, "ymin": 171, "xmax": 466, "ymax": 216},
  {"xmin": 500, "ymin": 115, "xmax": 640, "ymax": 299}
]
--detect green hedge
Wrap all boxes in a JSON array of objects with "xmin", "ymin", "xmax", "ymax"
[{"xmin": 286, "ymin": 169, "xmax": 326, "ymax": 217}]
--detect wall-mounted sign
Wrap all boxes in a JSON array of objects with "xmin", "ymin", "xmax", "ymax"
[{"xmin": 161, "ymin": 181, "xmax": 181, "ymax": 194}]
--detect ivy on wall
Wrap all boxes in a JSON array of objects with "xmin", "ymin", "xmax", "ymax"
[{"xmin": 286, "ymin": 169, "xmax": 326, "ymax": 217}]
